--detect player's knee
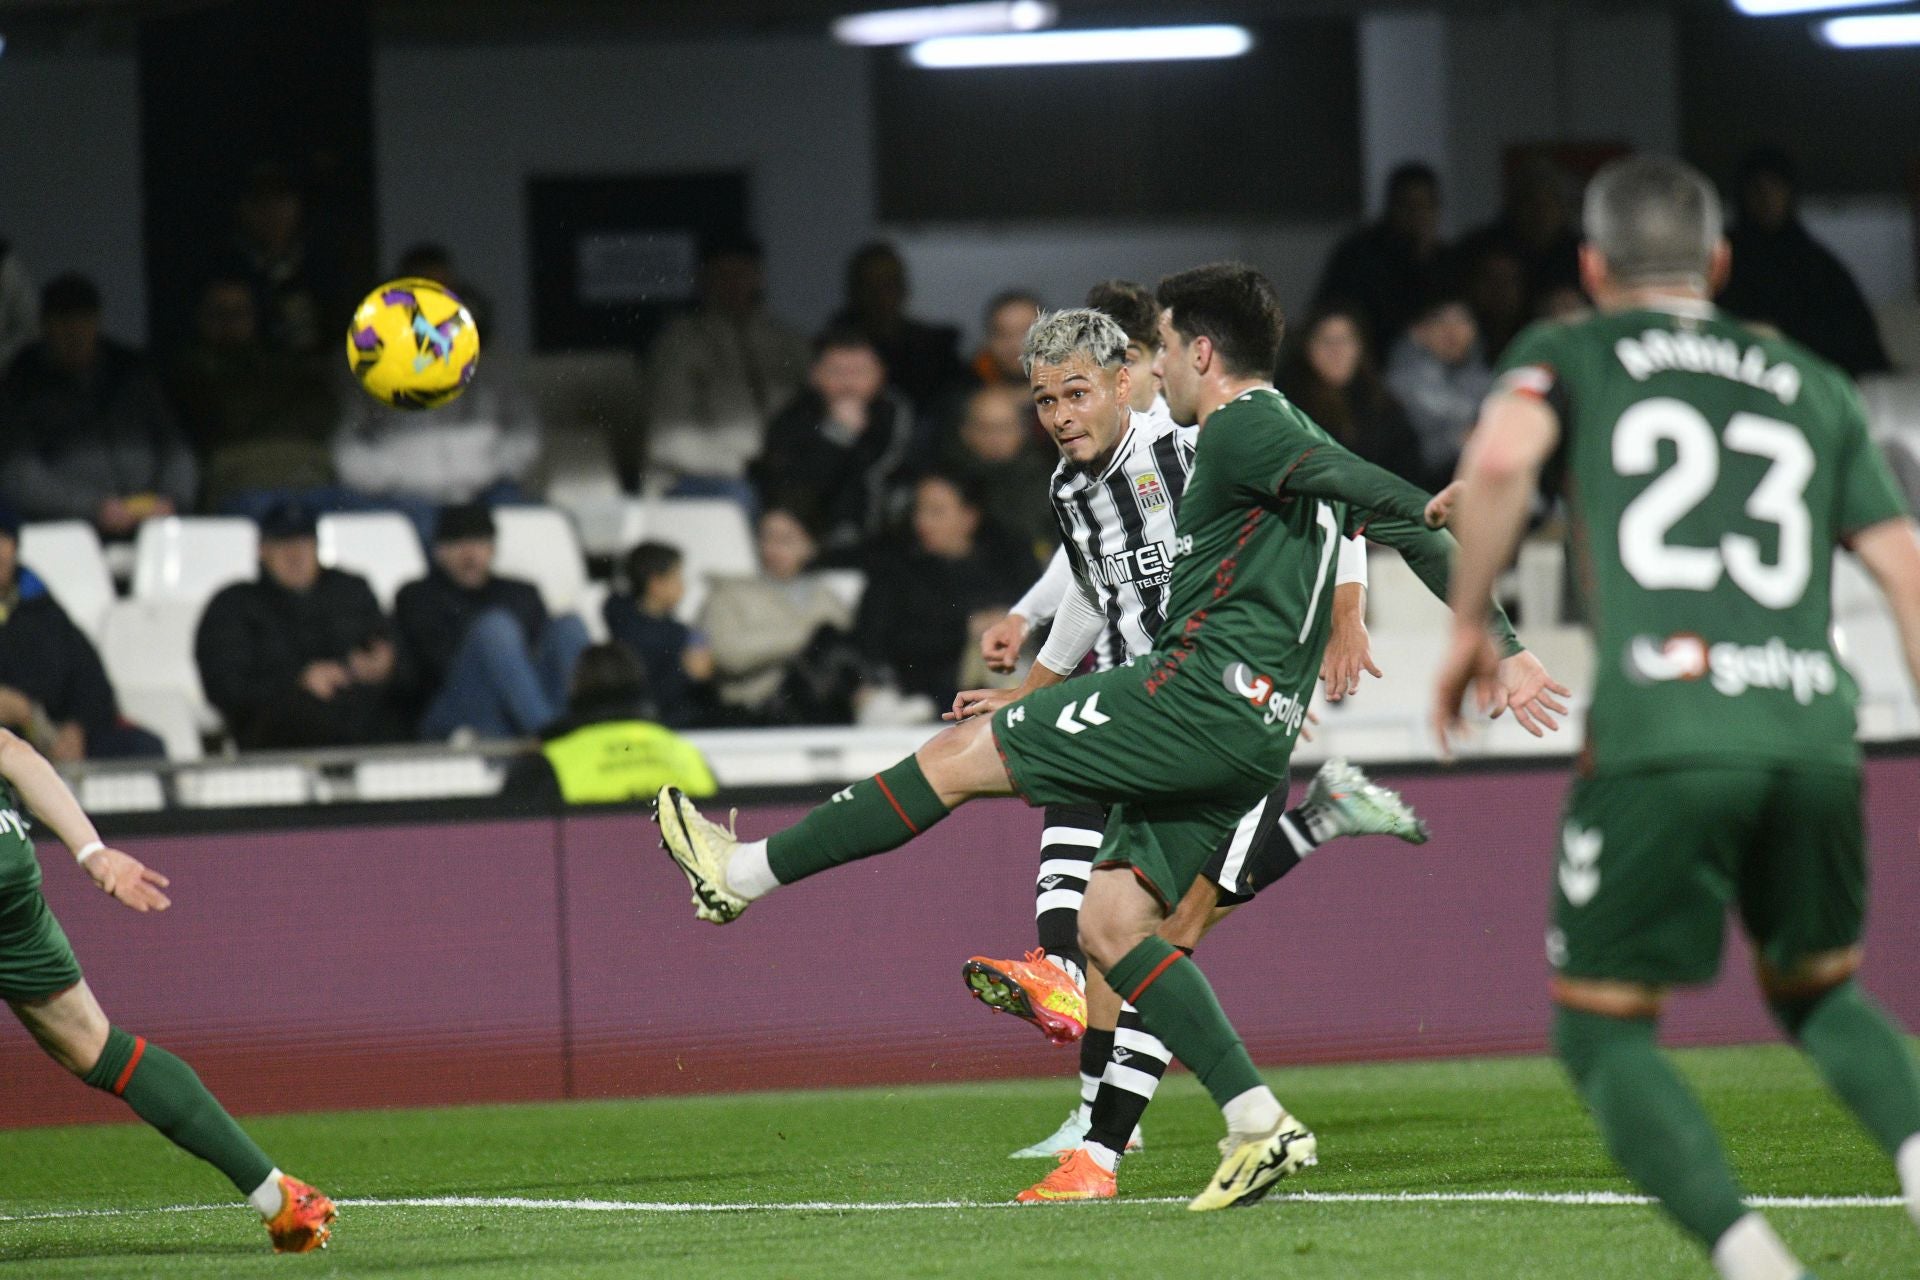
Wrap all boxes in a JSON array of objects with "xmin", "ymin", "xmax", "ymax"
[
  {"xmin": 914, "ymin": 717, "xmax": 1006, "ymax": 806},
  {"xmin": 1078, "ymin": 911, "xmax": 1147, "ymax": 974},
  {"xmin": 1760, "ymin": 950, "xmax": 1862, "ymax": 1037}
]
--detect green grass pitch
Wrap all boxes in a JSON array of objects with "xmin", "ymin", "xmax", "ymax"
[{"xmin": 1, "ymin": 1044, "xmax": 1915, "ymax": 1278}]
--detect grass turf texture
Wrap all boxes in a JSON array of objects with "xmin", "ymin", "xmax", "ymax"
[{"xmin": 1, "ymin": 1044, "xmax": 1915, "ymax": 1278}]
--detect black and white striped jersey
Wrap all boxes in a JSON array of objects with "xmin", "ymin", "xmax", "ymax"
[{"xmin": 1051, "ymin": 408, "xmax": 1198, "ymax": 671}]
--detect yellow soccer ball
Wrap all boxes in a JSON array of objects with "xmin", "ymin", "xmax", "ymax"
[{"xmin": 345, "ymin": 277, "xmax": 480, "ymax": 409}]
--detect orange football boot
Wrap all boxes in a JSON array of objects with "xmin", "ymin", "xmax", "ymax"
[
  {"xmin": 264, "ymin": 1175, "xmax": 337, "ymax": 1253},
  {"xmin": 962, "ymin": 949, "xmax": 1087, "ymax": 1045},
  {"xmin": 1016, "ymin": 1149, "xmax": 1117, "ymax": 1203}
]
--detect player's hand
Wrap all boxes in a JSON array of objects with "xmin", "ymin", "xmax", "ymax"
[
  {"xmin": 1424, "ymin": 480, "xmax": 1464, "ymax": 529},
  {"xmin": 1431, "ymin": 623, "xmax": 1502, "ymax": 759},
  {"xmin": 81, "ymin": 846, "xmax": 171, "ymax": 913},
  {"xmin": 1490, "ymin": 650, "xmax": 1572, "ymax": 737},
  {"xmin": 1300, "ymin": 707, "xmax": 1321, "ymax": 743},
  {"xmin": 979, "ymin": 614, "xmax": 1030, "ymax": 674},
  {"xmin": 944, "ymin": 687, "xmax": 1018, "ymax": 722},
  {"xmin": 1320, "ymin": 617, "xmax": 1382, "ymax": 702}
]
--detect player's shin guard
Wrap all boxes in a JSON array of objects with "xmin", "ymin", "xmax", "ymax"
[
  {"xmin": 767, "ymin": 757, "xmax": 950, "ymax": 884},
  {"xmin": 84, "ymin": 1027, "xmax": 275, "ymax": 1196},
  {"xmin": 1552, "ymin": 1007, "xmax": 1749, "ymax": 1249},
  {"xmin": 1103, "ymin": 936, "xmax": 1262, "ymax": 1108},
  {"xmin": 1086, "ymin": 1002, "xmax": 1172, "ymax": 1155},
  {"xmin": 1769, "ymin": 980, "xmax": 1920, "ymax": 1161}
]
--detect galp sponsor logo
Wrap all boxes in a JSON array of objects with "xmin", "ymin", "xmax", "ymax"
[
  {"xmin": 1223, "ymin": 662, "xmax": 1308, "ymax": 733},
  {"xmin": 1626, "ymin": 633, "xmax": 1836, "ymax": 706}
]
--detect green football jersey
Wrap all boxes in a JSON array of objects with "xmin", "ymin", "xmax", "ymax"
[
  {"xmin": 0, "ymin": 776, "xmax": 37, "ymax": 892},
  {"xmin": 1144, "ymin": 387, "xmax": 1476, "ymax": 780},
  {"xmin": 1496, "ymin": 301, "xmax": 1909, "ymax": 775}
]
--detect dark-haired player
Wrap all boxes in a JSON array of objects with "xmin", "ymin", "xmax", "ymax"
[
  {"xmin": 659, "ymin": 262, "xmax": 1559, "ymax": 1210},
  {"xmin": 1436, "ymin": 153, "xmax": 1920, "ymax": 1279},
  {"xmin": 0, "ymin": 729, "xmax": 335, "ymax": 1251}
]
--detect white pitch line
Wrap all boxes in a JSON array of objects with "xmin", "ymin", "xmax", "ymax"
[{"xmin": 0, "ymin": 1190, "xmax": 1903, "ymax": 1225}]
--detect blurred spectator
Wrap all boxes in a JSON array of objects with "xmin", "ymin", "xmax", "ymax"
[
  {"xmin": 1721, "ymin": 147, "xmax": 1890, "ymax": 377},
  {"xmin": 215, "ymin": 166, "xmax": 348, "ymax": 356},
  {"xmin": 167, "ymin": 273, "xmax": 338, "ymax": 516},
  {"xmin": 1386, "ymin": 296, "xmax": 1493, "ymax": 486},
  {"xmin": 195, "ymin": 501, "xmax": 409, "ymax": 749},
  {"xmin": 1313, "ymin": 162, "xmax": 1449, "ymax": 356},
  {"xmin": 1460, "ymin": 244, "xmax": 1529, "ymax": 362},
  {"xmin": 642, "ymin": 235, "xmax": 809, "ymax": 506},
  {"xmin": 1085, "ymin": 279, "xmax": 1167, "ymax": 413},
  {"xmin": 0, "ymin": 239, "xmax": 36, "ymax": 371},
  {"xmin": 502, "ymin": 643, "xmax": 717, "ymax": 808},
  {"xmin": 395, "ymin": 502, "xmax": 589, "ymax": 740},
  {"xmin": 1453, "ymin": 154, "xmax": 1583, "ymax": 321},
  {"xmin": 0, "ymin": 504, "xmax": 162, "ymax": 760},
  {"xmin": 856, "ymin": 473, "xmax": 1029, "ymax": 711},
  {"xmin": 970, "ymin": 290, "xmax": 1043, "ymax": 388},
  {"xmin": 698, "ymin": 507, "xmax": 856, "ymax": 719},
  {"xmin": 601, "ymin": 541, "xmax": 714, "ymax": 729},
  {"xmin": 0, "ymin": 274, "xmax": 196, "ymax": 537},
  {"xmin": 1279, "ymin": 305, "xmax": 1426, "ymax": 489},
  {"xmin": 831, "ymin": 241, "xmax": 966, "ymax": 418},
  {"xmin": 752, "ymin": 327, "xmax": 912, "ymax": 558},
  {"xmin": 940, "ymin": 384, "xmax": 1057, "ymax": 559},
  {"xmin": 394, "ymin": 242, "xmax": 494, "ymax": 334}
]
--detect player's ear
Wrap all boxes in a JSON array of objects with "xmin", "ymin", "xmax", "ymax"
[
  {"xmin": 1114, "ymin": 360, "xmax": 1132, "ymax": 401},
  {"xmin": 1191, "ymin": 334, "xmax": 1214, "ymax": 375},
  {"xmin": 1577, "ymin": 244, "xmax": 1608, "ymax": 305},
  {"xmin": 1707, "ymin": 238, "xmax": 1732, "ymax": 297}
]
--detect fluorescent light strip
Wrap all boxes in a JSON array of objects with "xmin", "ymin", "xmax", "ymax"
[
  {"xmin": 1821, "ymin": 12, "xmax": 1920, "ymax": 44},
  {"xmin": 834, "ymin": 2, "xmax": 1055, "ymax": 47},
  {"xmin": 909, "ymin": 24, "xmax": 1253, "ymax": 68},
  {"xmin": 1731, "ymin": 0, "xmax": 1901, "ymax": 14}
]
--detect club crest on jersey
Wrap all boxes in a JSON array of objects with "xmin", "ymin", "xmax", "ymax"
[{"xmin": 1134, "ymin": 471, "xmax": 1167, "ymax": 513}]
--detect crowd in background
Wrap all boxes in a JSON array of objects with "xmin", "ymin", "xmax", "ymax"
[{"xmin": 0, "ymin": 144, "xmax": 1914, "ymax": 764}]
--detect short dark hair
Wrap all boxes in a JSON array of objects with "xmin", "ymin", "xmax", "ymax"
[
  {"xmin": 1084, "ymin": 279, "xmax": 1160, "ymax": 351},
  {"xmin": 624, "ymin": 541, "xmax": 682, "ymax": 590},
  {"xmin": 916, "ymin": 468, "xmax": 986, "ymax": 513},
  {"xmin": 568, "ymin": 642, "xmax": 651, "ymax": 715},
  {"xmin": 1155, "ymin": 263, "xmax": 1286, "ymax": 378},
  {"xmin": 845, "ymin": 240, "xmax": 904, "ymax": 292},
  {"xmin": 1737, "ymin": 145, "xmax": 1798, "ymax": 193},
  {"xmin": 40, "ymin": 273, "xmax": 102, "ymax": 319},
  {"xmin": 1385, "ymin": 161, "xmax": 1440, "ymax": 200},
  {"xmin": 984, "ymin": 289, "xmax": 1042, "ymax": 323},
  {"xmin": 812, "ymin": 323, "xmax": 877, "ymax": 360},
  {"xmin": 433, "ymin": 501, "xmax": 496, "ymax": 543}
]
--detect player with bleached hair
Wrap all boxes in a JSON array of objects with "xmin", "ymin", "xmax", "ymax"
[
  {"xmin": 1437, "ymin": 153, "xmax": 1920, "ymax": 1279},
  {"xmin": 0, "ymin": 728, "xmax": 336, "ymax": 1251}
]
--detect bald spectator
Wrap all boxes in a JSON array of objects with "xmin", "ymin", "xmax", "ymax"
[
  {"xmin": 941, "ymin": 384, "xmax": 1057, "ymax": 559},
  {"xmin": 641, "ymin": 235, "xmax": 809, "ymax": 507},
  {"xmin": 969, "ymin": 290, "xmax": 1042, "ymax": 389},
  {"xmin": 1722, "ymin": 147, "xmax": 1890, "ymax": 377},
  {"xmin": 0, "ymin": 274, "xmax": 196, "ymax": 537}
]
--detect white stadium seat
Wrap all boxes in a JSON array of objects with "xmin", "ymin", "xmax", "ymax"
[
  {"xmin": 131, "ymin": 516, "xmax": 257, "ymax": 609},
  {"xmin": 17, "ymin": 520, "xmax": 116, "ymax": 639},
  {"xmin": 317, "ymin": 511, "xmax": 427, "ymax": 610},
  {"xmin": 113, "ymin": 684, "xmax": 204, "ymax": 762},
  {"xmin": 642, "ymin": 498, "xmax": 757, "ymax": 623},
  {"xmin": 99, "ymin": 599, "xmax": 220, "ymax": 733},
  {"xmin": 492, "ymin": 505, "xmax": 589, "ymax": 615}
]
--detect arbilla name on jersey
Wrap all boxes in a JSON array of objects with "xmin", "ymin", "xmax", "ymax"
[
  {"xmin": 1625, "ymin": 633, "xmax": 1837, "ymax": 705},
  {"xmin": 1223, "ymin": 662, "xmax": 1308, "ymax": 732}
]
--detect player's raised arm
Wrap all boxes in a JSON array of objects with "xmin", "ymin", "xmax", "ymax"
[
  {"xmin": 0, "ymin": 728, "xmax": 169, "ymax": 911},
  {"xmin": 1431, "ymin": 391, "xmax": 1564, "ymax": 754}
]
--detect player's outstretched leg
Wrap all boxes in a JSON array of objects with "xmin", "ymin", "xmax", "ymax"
[
  {"xmin": 1554, "ymin": 1005, "xmax": 1805, "ymax": 1279},
  {"xmin": 1766, "ymin": 972, "xmax": 1920, "ymax": 1232},
  {"xmin": 13, "ymin": 981, "xmax": 336, "ymax": 1253}
]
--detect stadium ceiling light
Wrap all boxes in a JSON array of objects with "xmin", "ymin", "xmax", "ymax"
[
  {"xmin": 1729, "ymin": 0, "xmax": 1901, "ymax": 14},
  {"xmin": 907, "ymin": 24, "xmax": 1254, "ymax": 68},
  {"xmin": 834, "ymin": 2, "xmax": 1056, "ymax": 47},
  {"xmin": 1820, "ymin": 12, "xmax": 1920, "ymax": 43}
]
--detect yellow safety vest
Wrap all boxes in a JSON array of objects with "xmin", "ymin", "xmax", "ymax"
[{"xmin": 540, "ymin": 720, "xmax": 718, "ymax": 805}]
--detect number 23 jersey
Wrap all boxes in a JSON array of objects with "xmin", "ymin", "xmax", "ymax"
[{"xmin": 1497, "ymin": 300, "xmax": 1909, "ymax": 775}]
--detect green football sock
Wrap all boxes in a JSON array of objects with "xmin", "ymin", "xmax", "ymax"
[
  {"xmin": 1104, "ymin": 936, "xmax": 1263, "ymax": 1108},
  {"xmin": 1771, "ymin": 981, "xmax": 1920, "ymax": 1158},
  {"xmin": 1553, "ymin": 1007, "xmax": 1748, "ymax": 1248},
  {"xmin": 767, "ymin": 757, "xmax": 951, "ymax": 885},
  {"xmin": 85, "ymin": 1027, "xmax": 275, "ymax": 1196}
]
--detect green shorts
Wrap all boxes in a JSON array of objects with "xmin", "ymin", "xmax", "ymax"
[
  {"xmin": 0, "ymin": 881, "xmax": 84, "ymax": 1003},
  {"xmin": 992, "ymin": 663, "xmax": 1272, "ymax": 907},
  {"xmin": 1550, "ymin": 765, "xmax": 1866, "ymax": 987}
]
